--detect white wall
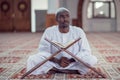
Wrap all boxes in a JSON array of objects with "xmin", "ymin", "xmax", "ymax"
[
  {"xmin": 66, "ymin": 0, "xmax": 78, "ymax": 19},
  {"xmin": 47, "ymin": 0, "xmax": 59, "ymax": 14},
  {"xmin": 31, "ymin": 0, "xmax": 48, "ymax": 32},
  {"xmin": 87, "ymin": 19, "xmax": 116, "ymax": 32}
]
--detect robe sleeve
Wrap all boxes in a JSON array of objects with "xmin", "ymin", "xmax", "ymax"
[
  {"xmin": 38, "ymin": 28, "xmax": 52, "ymax": 54},
  {"xmin": 76, "ymin": 30, "xmax": 92, "ymax": 60}
]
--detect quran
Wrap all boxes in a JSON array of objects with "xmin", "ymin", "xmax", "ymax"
[{"xmin": 51, "ymin": 40, "xmax": 76, "ymax": 48}]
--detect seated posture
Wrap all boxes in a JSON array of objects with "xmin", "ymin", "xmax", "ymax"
[{"xmin": 27, "ymin": 7, "xmax": 98, "ymax": 75}]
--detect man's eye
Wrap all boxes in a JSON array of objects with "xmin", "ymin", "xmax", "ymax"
[{"xmin": 66, "ymin": 14, "xmax": 69, "ymax": 17}]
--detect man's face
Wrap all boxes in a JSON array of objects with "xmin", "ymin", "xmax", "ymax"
[{"xmin": 56, "ymin": 11, "xmax": 70, "ymax": 28}]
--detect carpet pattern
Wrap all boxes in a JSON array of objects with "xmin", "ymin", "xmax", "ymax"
[{"xmin": 0, "ymin": 32, "xmax": 120, "ymax": 80}]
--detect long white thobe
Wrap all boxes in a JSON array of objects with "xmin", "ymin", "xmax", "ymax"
[{"xmin": 27, "ymin": 25, "xmax": 98, "ymax": 75}]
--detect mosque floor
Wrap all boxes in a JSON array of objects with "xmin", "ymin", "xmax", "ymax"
[{"xmin": 0, "ymin": 32, "xmax": 120, "ymax": 80}]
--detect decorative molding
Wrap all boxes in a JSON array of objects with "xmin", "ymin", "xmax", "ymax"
[
  {"xmin": 18, "ymin": 1, "xmax": 27, "ymax": 12},
  {"xmin": 0, "ymin": 1, "xmax": 10, "ymax": 13}
]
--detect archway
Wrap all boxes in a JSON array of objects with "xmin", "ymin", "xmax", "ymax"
[
  {"xmin": 77, "ymin": 0, "xmax": 84, "ymax": 28},
  {"xmin": 72, "ymin": 0, "xmax": 84, "ymax": 28}
]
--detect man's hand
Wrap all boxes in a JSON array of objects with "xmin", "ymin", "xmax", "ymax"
[
  {"xmin": 49, "ymin": 57, "xmax": 75, "ymax": 68},
  {"xmin": 60, "ymin": 57, "xmax": 71, "ymax": 68}
]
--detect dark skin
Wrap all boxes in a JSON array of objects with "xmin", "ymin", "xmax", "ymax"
[
  {"xmin": 56, "ymin": 11, "xmax": 70, "ymax": 33},
  {"xmin": 49, "ymin": 10, "xmax": 75, "ymax": 68}
]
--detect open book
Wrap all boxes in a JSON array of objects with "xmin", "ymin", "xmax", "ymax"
[
  {"xmin": 45, "ymin": 38, "xmax": 81, "ymax": 49},
  {"xmin": 51, "ymin": 40, "xmax": 77, "ymax": 48}
]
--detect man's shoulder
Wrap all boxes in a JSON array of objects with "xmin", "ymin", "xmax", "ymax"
[
  {"xmin": 43, "ymin": 25, "xmax": 57, "ymax": 35},
  {"xmin": 45, "ymin": 25, "xmax": 57, "ymax": 31},
  {"xmin": 71, "ymin": 26, "xmax": 84, "ymax": 32},
  {"xmin": 70, "ymin": 26, "xmax": 86, "ymax": 37}
]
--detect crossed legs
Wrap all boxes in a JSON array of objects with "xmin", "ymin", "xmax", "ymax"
[{"xmin": 27, "ymin": 52, "xmax": 97, "ymax": 75}]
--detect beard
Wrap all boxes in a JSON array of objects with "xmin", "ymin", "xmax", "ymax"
[
  {"xmin": 60, "ymin": 22, "xmax": 69, "ymax": 28},
  {"xmin": 62, "ymin": 25, "xmax": 68, "ymax": 28}
]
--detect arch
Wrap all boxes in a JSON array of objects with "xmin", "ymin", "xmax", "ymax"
[
  {"xmin": 77, "ymin": 0, "xmax": 84, "ymax": 28},
  {"xmin": 72, "ymin": 0, "xmax": 84, "ymax": 28},
  {"xmin": 87, "ymin": 0, "xmax": 116, "ymax": 19},
  {"xmin": 82, "ymin": 0, "xmax": 117, "ymax": 32}
]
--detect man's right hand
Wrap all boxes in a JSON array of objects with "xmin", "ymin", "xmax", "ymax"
[
  {"xmin": 49, "ymin": 57, "xmax": 75, "ymax": 68},
  {"xmin": 59, "ymin": 57, "xmax": 71, "ymax": 68}
]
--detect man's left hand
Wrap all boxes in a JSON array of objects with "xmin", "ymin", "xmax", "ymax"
[{"xmin": 60, "ymin": 57, "xmax": 75, "ymax": 68}]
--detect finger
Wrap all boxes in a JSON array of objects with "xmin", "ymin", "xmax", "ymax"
[{"xmin": 61, "ymin": 62, "xmax": 69, "ymax": 67}]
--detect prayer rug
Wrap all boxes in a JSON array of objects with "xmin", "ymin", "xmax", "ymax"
[
  {"xmin": 10, "ymin": 67, "xmax": 109, "ymax": 79},
  {"xmin": 0, "ymin": 32, "xmax": 120, "ymax": 80}
]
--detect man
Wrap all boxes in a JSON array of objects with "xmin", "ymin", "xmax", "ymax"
[{"xmin": 27, "ymin": 7, "xmax": 97, "ymax": 75}]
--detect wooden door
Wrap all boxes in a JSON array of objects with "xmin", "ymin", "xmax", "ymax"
[
  {"xmin": 14, "ymin": 0, "xmax": 30, "ymax": 31},
  {"xmin": 0, "ymin": 0, "xmax": 31, "ymax": 32},
  {"xmin": 0, "ymin": 0, "xmax": 13, "ymax": 31}
]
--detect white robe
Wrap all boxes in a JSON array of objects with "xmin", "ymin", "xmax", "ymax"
[{"xmin": 27, "ymin": 25, "xmax": 98, "ymax": 75}]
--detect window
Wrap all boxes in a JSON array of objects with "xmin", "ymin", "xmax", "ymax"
[{"xmin": 87, "ymin": 0, "xmax": 116, "ymax": 18}]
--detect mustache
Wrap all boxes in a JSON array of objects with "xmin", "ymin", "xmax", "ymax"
[
  {"xmin": 62, "ymin": 26, "xmax": 68, "ymax": 28},
  {"xmin": 60, "ymin": 24, "xmax": 69, "ymax": 28},
  {"xmin": 63, "ymin": 21, "xmax": 69, "ymax": 23},
  {"xmin": 61, "ymin": 22, "xmax": 69, "ymax": 25}
]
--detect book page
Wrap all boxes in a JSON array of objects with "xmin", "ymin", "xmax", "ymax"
[{"xmin": 52, "ymin": 40, "xmax": 75, "ymax": 48}]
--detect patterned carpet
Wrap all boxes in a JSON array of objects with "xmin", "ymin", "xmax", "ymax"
[{"xmin": 0, "ymin": 32, "xmax": 120, "ymax": 80}]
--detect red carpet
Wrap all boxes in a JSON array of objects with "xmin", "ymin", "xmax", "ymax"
[
  {"xmin": 0, "ymin": 32, "xmax": 120, "ymax": 79},
  {"xmin": 11, "ymin": 67, "xmax": 107, "ymax": 79}
]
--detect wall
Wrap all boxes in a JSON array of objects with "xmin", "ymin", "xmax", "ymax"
[
  {"xmin": 45, "ymin": 0, "xmax": 59, "ymax": 27},
  {"xmin": 115, "ymin": 0, "xmax": 120, "ymax": 31},
  {"xmin": 88, "ymin": 19, "xmax": 116, "ymax": 32},
  {"xmin": 35, "ymin": 10, "xmax": 47, "ymax": 32},
  {"xmin": 31, "ymin": 0, "xmax": 48, "ymax": 32},
  {"xmin": 83, "ymin": 0, "xmax": 117, "ymax": 32},
  {"xmin": 83, "ymin": 0, "xmax": 89, "ymax": 31},
  {"xmin": 47, "ymin": 0, "xmax": 59, "ymax": 14},
  {"xmin": 31, "ymin": 0, "xmax": 119, "ymax": 32},
  {"xmin": 66, "ymin": 0, "xmax": 78, "ymax": 19}
]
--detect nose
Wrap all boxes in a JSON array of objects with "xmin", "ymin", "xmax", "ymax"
[{"xmin": 63, "ymin": 17, "xmax": 68, "ymax": 22}]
